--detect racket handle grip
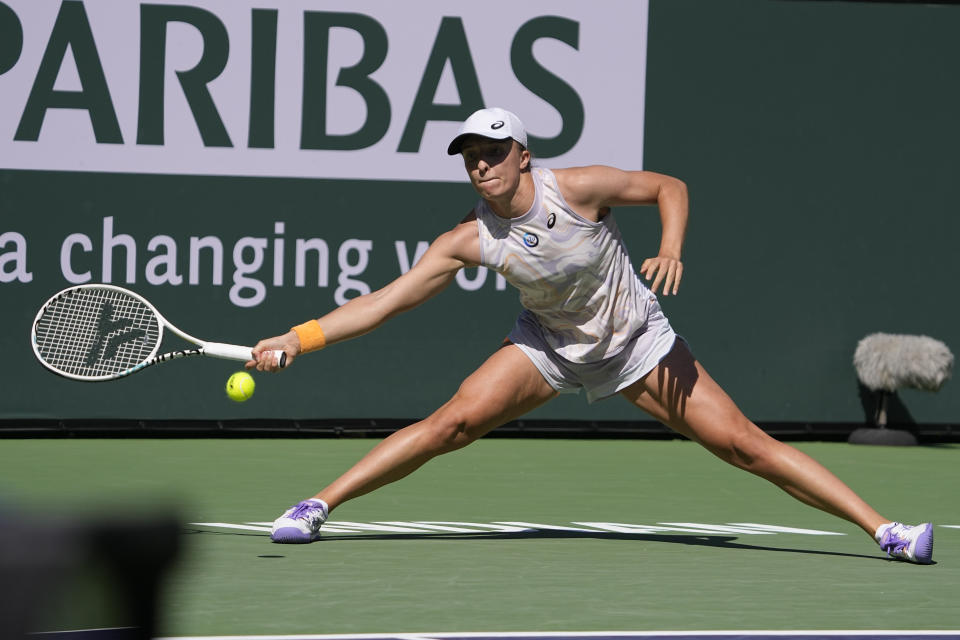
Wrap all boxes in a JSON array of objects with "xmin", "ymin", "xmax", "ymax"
[
  {"xmin": 204, "ymin": 342, "xmax": 256, "ymax": 361},
  {"xmin": 204, "ymin": 343, "xmax": 287, "ymax": 368}
]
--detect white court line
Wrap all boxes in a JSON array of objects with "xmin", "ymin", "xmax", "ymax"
[
  {"xmin": 656, "ymin": 523, "xmax": 776, "ymax": 535},
  {"xmin": 244, "ymin": 522, "xmax": 364, "ymax": 534},
  {"xmin": 727, "ymin": 523, "xmax": 846, "ymax": 536},
  {"xmin": 311, "ymin": 521, "xmax": 443, "ymax": 534},
  {"xmin": 494, "ymin": 522, "xmax": 608, "ymax": 533},
  {"xmin": 409, "ymin": 521, "xmax": 535, "ymax": 533},
  {"xmin": 187, "ymin": 521, "xmax": 960, "ymax": 537},
  {"xmin": 33, "ymin": 628, "xmax": 136, "ymax": 636},
  {"xmin": 189, "ymin": 523, "xmax": 270, "ymax": 533},
  {"xmin": 189, "ymin": 521, "xmax": 850, "ymax": 537},
  {"xmin": 159, "ymin": 630, "xmax": 960, "ymax": 640}
]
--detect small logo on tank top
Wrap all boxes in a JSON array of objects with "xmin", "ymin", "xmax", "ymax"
[
  {"xmin": 546, "ymin": 212, "xmax": 556, "ymax": 229},
  {"xmin": 523, "ymin": 232, "xmax": 539, "ymax": 248}
]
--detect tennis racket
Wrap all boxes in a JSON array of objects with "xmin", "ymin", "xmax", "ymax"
[{"xmin": 31, "ymin": 284, "xmax": 285, "ymax": 381}]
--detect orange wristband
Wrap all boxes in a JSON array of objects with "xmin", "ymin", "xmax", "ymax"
[{"xmin": 291, "ymin": 320, "xmax": 326, "ymax": 353}]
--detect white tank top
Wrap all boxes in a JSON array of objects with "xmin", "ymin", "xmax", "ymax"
[{"xmin": 476, "ymin": 167, "xmax": 657, "ymax": 363}]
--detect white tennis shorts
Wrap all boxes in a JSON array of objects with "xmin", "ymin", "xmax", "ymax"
[{"xmin": 508, "ymin": 306, "xmax": 678, "ymax": 403}]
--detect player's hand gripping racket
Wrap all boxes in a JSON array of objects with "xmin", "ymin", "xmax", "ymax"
[{"xmin": 31, "ymin": 284, "xmax": 285, "ymax": 381}]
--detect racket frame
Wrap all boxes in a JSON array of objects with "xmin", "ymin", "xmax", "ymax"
[{"xmin": 32, "ymin": 284, "xmax": 275, "ymax": 382}]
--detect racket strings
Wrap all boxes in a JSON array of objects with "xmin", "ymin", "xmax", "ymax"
[{"xmin": 34, "ymin": 287, "xmax": 161, "ymax": 378}]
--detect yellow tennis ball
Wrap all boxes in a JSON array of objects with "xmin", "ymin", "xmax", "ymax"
[{"xmin": 226, "ymin": 371, "xmax": 255, "ymax": 402}]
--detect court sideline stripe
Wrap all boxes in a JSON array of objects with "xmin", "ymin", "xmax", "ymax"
[{"xmin": 158, "ymin": 630, "xmax": 960, "ymax": 640}]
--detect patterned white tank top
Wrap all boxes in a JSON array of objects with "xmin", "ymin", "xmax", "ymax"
[{"xmin": 475, "ymin": 167, "xmax": 657, "ymax": 363}]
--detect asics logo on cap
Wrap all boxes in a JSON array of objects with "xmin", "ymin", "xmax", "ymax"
[{"xmin": 491, "ymin": 121, "xmax": 505, "ymax": 130}]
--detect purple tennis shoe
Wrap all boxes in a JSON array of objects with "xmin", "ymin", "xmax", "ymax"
[
  {"xmin": 270, "ymin": 499, "xmax": 328, "ymax": 543},
  {"xmin": 876, "ymin": 522, "xmax": 933, "ymax": 564}
]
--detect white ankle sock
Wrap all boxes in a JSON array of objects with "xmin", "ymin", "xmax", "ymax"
[{"xmin": 309, "ymin": 498, "xmax": 329, "ymax": 516}]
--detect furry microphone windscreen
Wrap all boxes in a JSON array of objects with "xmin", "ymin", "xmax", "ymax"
[{"xmin": 854, "ymin": 333, "xmax": 954, "ymax": 393}]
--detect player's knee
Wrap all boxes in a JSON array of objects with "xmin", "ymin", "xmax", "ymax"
[
  {"xmin": 424, "ymin": 404, "xmax": 483, "ymax": 453},
  {"xmin": 714, "ymin": 423, "xmax": 773, "ymax": 472}
]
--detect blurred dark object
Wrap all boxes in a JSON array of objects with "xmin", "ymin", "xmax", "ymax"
[{"xmin": 0, "ymin": 509, "xmax": 179, "ymax": 639}]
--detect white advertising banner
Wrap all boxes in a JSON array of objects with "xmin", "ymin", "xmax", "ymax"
[{"xmin": 0, "ymin": 0, "xmax": 649, "ymax": 181}]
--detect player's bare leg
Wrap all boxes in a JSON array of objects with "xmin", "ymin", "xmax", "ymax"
[
  {"xmin": 316, "ymin": 343, "xmax": 557, "ymax": 510},
  {"xmin": 271, "ymin": 343, "xmax": 555, "ymax": 542},
  {"xmin": 620, "ymin": 339, "xmax": 888, "ymax": 538}
]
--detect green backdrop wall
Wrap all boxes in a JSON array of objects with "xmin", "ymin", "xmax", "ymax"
[{"xmin": 1, "ymin": 0, "xmax": 957, "ymax": 425}]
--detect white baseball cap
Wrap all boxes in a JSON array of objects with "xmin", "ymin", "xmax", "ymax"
[{"xmin": 447, "ymin": 107, "xmax": 528, "ymax": 155}]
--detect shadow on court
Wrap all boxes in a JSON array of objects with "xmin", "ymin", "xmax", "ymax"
[{"xmin": 182, "ymin": 527, "xmax": 890, "ymax": 562}]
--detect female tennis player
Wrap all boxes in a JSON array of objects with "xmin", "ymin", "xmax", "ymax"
[{"xmin": 248, "ymin": 107, "xmax": 933, "ymax": 564}]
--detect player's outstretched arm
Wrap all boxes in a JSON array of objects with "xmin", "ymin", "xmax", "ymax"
[
  {"xmin": 248, "ymin": 219, "xmax": 479, "ymax": 371},
  {"xmin": 556, "ymin": 166, "xmax": 688, "ymax": 296}
]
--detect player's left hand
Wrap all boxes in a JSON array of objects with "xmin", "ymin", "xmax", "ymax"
[{"xmin": 640, "ymin": 255, "xmax": 683, "ymax": 296}]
